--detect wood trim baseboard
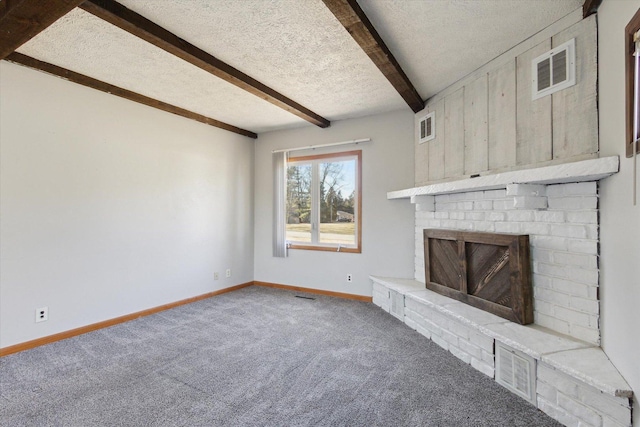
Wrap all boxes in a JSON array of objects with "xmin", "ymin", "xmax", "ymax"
[
  {"xmin": 0, "ymin": 282, "xmax": 253, "ymax": 357},
  {"xmin": 253, "ymin": 281, "xmax": 372, "ymax": 302}
]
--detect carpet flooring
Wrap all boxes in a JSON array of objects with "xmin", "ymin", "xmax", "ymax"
[{"xmin": 0, "ymin": 285, "xmax": 561, "ymax": 426}]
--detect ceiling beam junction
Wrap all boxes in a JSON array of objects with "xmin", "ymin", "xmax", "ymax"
[
  {"xmin": 79, "ymin": 0, "xmax": 330, "ymax": 128},
  {"xmin": 582, "ymin": 0, "xmax": 602, "ymax": 18},
  {"xmin": 322, "ymin": 0, "xmax": 424, "ymax": 113},
  {"xmin": 6, "ymin": 52, "xmax": 257, "ymax": 138},
  {"xmin": 0, "ymin": 0, "xmax": 86, "ymax": 59}
]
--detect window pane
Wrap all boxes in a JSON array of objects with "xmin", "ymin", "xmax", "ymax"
[
  {"xmin": 319, "ymin": 159, "xmax": 356, "ymax": 246},
  {"xmin": 286, "ymin": 164, "xmax": 311, "ymax": 243}
]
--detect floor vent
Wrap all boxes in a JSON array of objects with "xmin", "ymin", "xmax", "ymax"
[
  {"xmin": 495, "ymin": 342, "xmax": 537, "ymax": 405},
  {"xmin": 389, "ymin": 290, "xmax": 404, "ymax": 320}
]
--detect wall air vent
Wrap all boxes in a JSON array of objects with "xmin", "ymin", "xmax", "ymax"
[
  {"xmin": 389, "ymin": 290, "xmax": 404, "ymax": 320},
  {"xmin": 532, "ymin": 38, "xmax": 576, "ymax": 100},
  {"xmin": 495, "ymin": 342, "xmax": 537, "ymax": 405},
  {"xmin": 418, "ymin": 111, "xmax": 435, "ymax": 144}
]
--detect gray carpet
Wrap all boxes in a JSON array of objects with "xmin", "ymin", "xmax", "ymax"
[{"xmin": 0, "ymin": 285, "xmax": 561, "ymax": 426}]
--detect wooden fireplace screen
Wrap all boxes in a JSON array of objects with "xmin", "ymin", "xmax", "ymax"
[{"xmin": 424, "ymin": 229, "xmax": 533, "ymax": 325}]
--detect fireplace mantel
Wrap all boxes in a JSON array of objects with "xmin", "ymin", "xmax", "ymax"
[{"xmin": 387, "ymin": 156, "xmax": 619, "ymax": 200}]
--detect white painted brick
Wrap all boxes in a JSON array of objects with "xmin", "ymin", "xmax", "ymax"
[
  {"xmin": 553, "ymin": 252, "xmax": 598, "ymax": 270},
  {"xmin": 441, "ymin": 219, "xmax": 459, "ymax": 229},
  {"xmin": 514, "ymin": 196, "xmax": 548, "ymax": 210},
  {"xmin": 577, "ymin": 387, "xmax": 632, "ymax": 426},
  {"xmin": 484, "ymin": 189, "xmax": 507, "ymax": 199},
  {"xmin": 430, "ymin": 333, "xmax": 449, "ymax": 351},
  {"xmin": 448, "ymin": 193, "xmax": 468, "ymax": 201},
  {"xmin": 548, "ymin": 196, "xmax": 598, "ymax": 210},
  {"xmin": 567, "ymin": 211, "xmax": 598, "ymax": 224},
  {"xmin": 441, "ymin": 327, "xmax": 459, "ymax": 346},
  {"xmin": 473, "ymin": 200, "xmax": 493, "ymax": 210},
  {"xmin": 472, "ymin": 221, "xmax": 496, "ymax": 232},
  {"xmin": 450, "ymin": 211, "xmax": 465, "ymax": 220},
  {"xmin": 464, "ymin": 212, "xmax": 485, "ymax": 221},
  {"xmin": 507, "ymin": 210, "xmax": 535, "ymax": 222},
  {"xmin": 534, "ymin": 287, "xmax": 571, "ymax": 306},
  {"xmin": 486, "ymin": 211, "xmax": 506, "ymax": 221},
  {"xmin": 535, "ymin": 210, "xmax": 566, "ymax": 222},
  {"xmin": 480, "ymin": 349, "xmax": 494, "ymax": 364},
  {"xmin": 554, "ymin": 306, "xmax": 591, "ymax": 327},
  {"xmin": 552, "ymin": 279, "xmax": 594, "ymax": 298},
  {"xmin": 586, "ymin": 225, "xmax": 599, "ymax": 240},
  {"xmin": 537, "ymin": 380, "xmax": 559, "ymax": 403},
  {"xmin": 531, "ymin": 248, "xmax": 554, "ymax": 263},
  {"xmin": 568, "ymin": 239, "xmax": 599, "ymax": 255},
  {"xmin": 551, "ymin": 224, "xmax": 589, "ymax": 239},
  {"xmin": 538, "ymin": 365, "xmax": 579, "ymax": 399},
  {"xmin": 436, "ymin": 202, "xmax": 456, "ymax": 211},
  {"xmin": 493, "ymin": 199, "xmax": 515, "ymax": 210},
  {"xmin": 495, "ymin": 222, "xmax": 522, "ymax": 234},
  {"xmin": 436, "ymin": 194, "xmax": 450, "ymax": 202},
  {"xmin": 434, "ymin": 212, "xmax": 449, "ymax": 219},
  {"xmin": 558, "ymin": 393, "xmax": 602, "ymax": 426},
  {"xmin": 521, "ymin": 222, "xmax": 551, "ymax": 235},
  {"xmin": 538, "ymin": 396, "xmax": 582, "ymax": 427},
  {"xmin": 530, "ymin": 235, "xmax": 569, "ymax": 251},
  {"xmin": 468, "ymin": 330, "xmax": 494, "ymax": 352},
  {"xmin": 560, "ymin": 182, "xmax": 598, "ymax": 196},
  {"xmin": 470, "ymin": 357, "xmax": 494, "ymax": 377},
  {"xmin": 457, "ymin": 201, "xmax": 474, "ymax": 210},
  {"xmin": 563, "ymin": 268, "xmax": 599, "ymax": 286},
  {"xmin": 569, "ymin": 296, "xmax": 599, "ymax": 314},
  {"xmin": 570, "ymin": 324, "xmax": 600, "ymax": 345},
  {"xmin": 534, "ymin": 262, "xmax": 569, "ymax": 277},
  {"xmin": 458, "ymin": 338, "xmax": 482, "ymax": 359},
  {"xmin": 448, "ymin": 321, "xmax": 472, "ymax": 341},
  {"xmin": 412, "ymin": 194, "xmax": 435, "ymax": 206},
  {"xmin": 535, "ymin": 312, "xmax": 571, "ymax": 335},
  {"xmin": 506, "ymin": 183, "xmax": 547, "ymax": 196},
  {"xmin": 533, "ymin": 274, "xmax": 554, "ymax": 289},
  {"xmin": 449, "ymin": 344, "xmax": 472, "ymax": 364},
  {"xmin": 534, "ymin": 299, "xmax": 555, "ymax": 317}
]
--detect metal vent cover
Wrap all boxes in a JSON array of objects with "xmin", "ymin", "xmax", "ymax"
[
  {"xmin": 418, "ymin": 111, "xmax": 435, "ymax": 144},
  {"xmin": 389, "ymin": 290, "xmax": 404, "ymax": 320},
  {"xmin": 495, "ymin": 342, "xmax": 537, "ymax": 405},
  {"xmin": 532, "ymin": 38, "xmax": 576, "ymax": 100}
]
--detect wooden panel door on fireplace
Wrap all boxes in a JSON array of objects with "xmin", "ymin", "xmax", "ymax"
[{"xmin": 423, "ymin": 229, "xmax": 533, "ymax": 324}]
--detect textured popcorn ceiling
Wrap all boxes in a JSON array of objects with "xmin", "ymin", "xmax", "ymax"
[{"xmin": 16, "ymin": 0, "xmax": 583, "ymax": 135}]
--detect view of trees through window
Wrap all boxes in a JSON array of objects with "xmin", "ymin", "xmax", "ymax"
[{"xmin": 286, "ymin": 154, "xmax": 358, "ymax": 247}]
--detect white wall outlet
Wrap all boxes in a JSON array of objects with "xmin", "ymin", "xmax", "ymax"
[
  {"xmin": 35, "ymin": 307, "xmax": 48, "ymax": 323},
  {"xmin": 214, "ymin": 272, "xmax": 219, "ymax": 280},
  {"xmin": 226, "ymin": 269, "xmax": 231, "ymax": 278},
  {"xmin": 347, "ymin": 274, "xmax": 353, "ymax": 283}
]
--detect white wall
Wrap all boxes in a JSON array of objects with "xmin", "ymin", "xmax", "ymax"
[
  {"xmin": 598, "ymin": 0, "xmax": 640, "ymax": 423},
  {"xmin": 254, "ymin": 110, "xmax": 415, "ymax": 296},
  {"xmin": 0, "ymin": 61, "xmax": 255, "ymax": 348}
]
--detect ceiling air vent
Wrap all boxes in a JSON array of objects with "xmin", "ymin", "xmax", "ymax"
[
  {"xmin": 418, "ymin": 111, "xmax": 435, "ymax": 144},
  {"xmin": 495, "ymin": 342, "xmax": 537, "ymax": 405},
  {"xmin": 532, "ymin": 38, "xmax": 576, "ymax": 100}
]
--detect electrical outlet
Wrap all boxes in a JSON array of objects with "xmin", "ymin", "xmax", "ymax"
[
  {"xmin": 226, "ymin": 269, "xmax": 231, "ymax": 278},
  {"xmin": 347, "ymin": 274, "xmax": 353, "ymax": 283},
  {"xmin": 35, "ymin": 307, "xmax": 48, "ymax": 323},
  {"xmin": 214, "ymin": 272, "xmax": 219, "ymax": 280}
]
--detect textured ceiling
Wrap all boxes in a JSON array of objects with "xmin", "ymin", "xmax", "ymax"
[{"xmin": 15, "ymin": 0, "xmax": 584, "ymax": 136}]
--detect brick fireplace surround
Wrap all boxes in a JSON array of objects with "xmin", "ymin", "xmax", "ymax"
[{"xmin": 372, "ymin": 157, "xmax": 634, "ymax": 427}]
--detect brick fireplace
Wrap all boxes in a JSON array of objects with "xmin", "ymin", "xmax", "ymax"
[{"xmin": 372, "ymin": 157, "xmax": 633, "ymax": 426}]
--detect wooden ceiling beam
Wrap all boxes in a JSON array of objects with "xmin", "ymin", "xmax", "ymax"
[
  {"xmin": 322, "ymin": 0, "xmax": 424, "ymax": 113},
  {"xmin": 0, "ymin": 0, "xmax": 86, "ymax": 59},
  {"xmin": 79, "ymin": 0, "xmax": 330, "ymax": 128},
  {"xmin": 5, "ymin": 52, "xmax": 257, "ymax": 139},
  {"xmin": 582, "ymin": 0, "xmax": 602, "ymax": 18}
]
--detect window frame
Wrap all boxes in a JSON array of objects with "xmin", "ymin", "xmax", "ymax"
[
  {"xmin": 626, "ymin": 8, "xmax": 640, "ymax": 158},
  {"xmin": 286, "ymin": 150, "xmax": 362, "ymax": 254}
]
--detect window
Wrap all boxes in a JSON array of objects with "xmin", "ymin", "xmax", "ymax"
[
  {"xmin": 626, "ymin": 9, "xmax": 640, "ymax": 158},
  {"xmin": 286, "ymin": 150, "xmax": 361, "ymax": 253}
]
